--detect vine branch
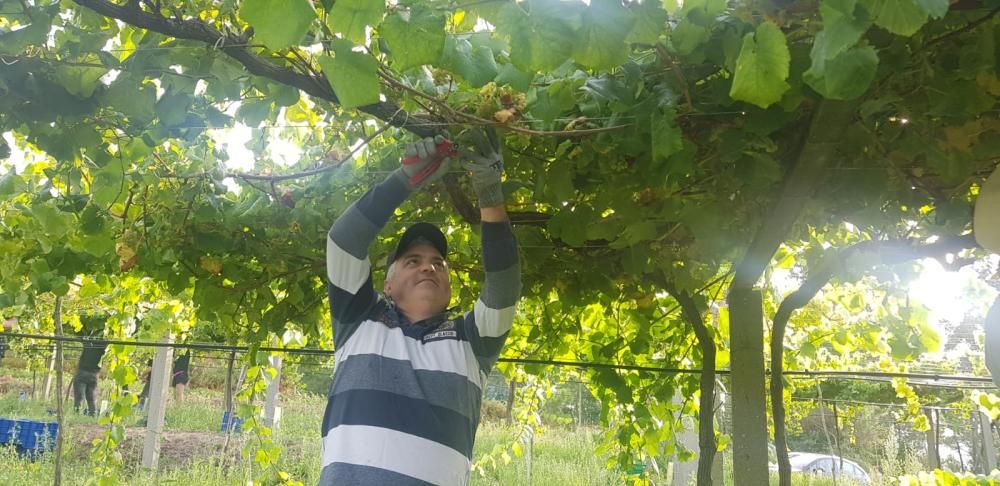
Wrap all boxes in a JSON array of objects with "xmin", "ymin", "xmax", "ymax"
[{"xmin": 72, "ymin": 0, "xmax": 438, "ymax": 138}]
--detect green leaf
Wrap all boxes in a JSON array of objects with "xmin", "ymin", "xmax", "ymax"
[
  {"xmin": 530, "ymin": 79, "xmax": 580, "ymax": 124},
  {"xmin": 572, "ymin": 0, "xmax": 635, "ymax": 70},
  {"xmin": 497, "ymin": 0, "xmax": 577, "ymax": 72},
  {"xmin": 914, "ymin": 0, "xmax": 948, "ymax": 18},
  {"xmin": 814, "ymin": 0, "xmax": 872, "ymax": 60},
  {"xmin": 651, "ymin": 108, "xmax": 682, "ymax": 163},
  {"xmin": 318, "ymin": 40, "xmax": 380, "ymax": 109},
  {"xmin": 327, "ymin": 0, "xmax": 384, "ymax": 44},
  {"xmin": 680, "ymin": 0, "xmax": 728, "ymax": 19},
  {"xmin": 729, "ymin": 22, "xmax": 791, "ymax": 109},
  {"xmin": 671, "ymin": 20, "xmax": 710, "ymax": 55},
  {"xmin": 0, "ymin": 172, "xmax": 25, "ymax": 198},
  {"xmin": 236, "ymin": 99, "xmax": 273, "ymax": 127},
  {"xmin": 613, "ymin": 220, "xmax": 658, "ymax": 248},
  {"xmin": 102, "ymin": 78, "xmax": 156, "ymax": 123},
  {"xmin": 31, "ymin": 202, "xmax": 71, "ymax": 238},
  {"xmin": 156, "ymin": 91, "xmax": 193, "ymax": 126},
  {"xmin": 53, "ymin": 64, "xmax": 108, "ymax": 98},
  {"xmin": 91, "ymin": 158, "xmax": 126, "ymax": 206},
  {"xmin": 803, "ymin": 45, "xmax": 878, "ymax": 99},
  {"xmin": 379, "ymin": 7, "xmax": 446, "ymax": 71},
  {"xmin": 858, "ymin": 0, "xmax": 928, "ymax": 37},
  {"xmin": 239, "ymin": 0, "xmax": 317, "ymax": 50},
  {"xmin": 626, "ymin": 2, "xmax": 668, "ymax": 45},
  {"xmin": 495, "ymin": 64, "xmax": 534, "ymax": 92},
  {"xmin": 440, "ymin": 37, "xmax": 499, "ymax": 87}
]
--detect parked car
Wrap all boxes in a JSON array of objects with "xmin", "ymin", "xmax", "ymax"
[{"xmin": 769, "ymin": 452, "xmax": 872, "ymax": 484}]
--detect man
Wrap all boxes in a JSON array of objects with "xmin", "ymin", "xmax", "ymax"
[
  {"xmin": 74, "ymin": 330, "xmax": 107, "ymax": 416},
  {"xmin": 171, "ymin": 350, "xmax": 191, "ymax": 402},
  {"xmin": 321, "ymin": 129, "xmax": 521, "ymax": 485}
]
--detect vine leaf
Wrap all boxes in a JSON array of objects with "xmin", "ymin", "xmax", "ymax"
[
  {"xmin": 651, "ymin": 107, "xmax": 683, "ymax": 163},
  {"xmin": 496, "ymin": 0, "xmax": 576, "ymax": 72},
  {"xmin": 804, "ymin": 45, "xmax": 879, "ymax": 100},
  {"xmin": 239, "ymin": 0, "xmax": 317, "ymax": 50},
  {"xmin": 573, "ymin": 0, "xmax": 635, "ymax": 70},
  {"xmin": 53, "ymin": 64, "xmax": 108, "ymax": 98},
  {"xmin": 318, "ymin": 40, "xmax": 380, "ymax": 109},
  {"xmin": 858, "ymin": 0, "xmax": 928, "ymax": 37},
  {"xmin": 440, "ymin": 37, "xmax": 499, "ymax": 88},
  {"xmin": 914, "ymin": 0, "xmax": 949, "ymax": 19},
  {"xmin": 379, "ymin": 7, "xmax": 447, "ymax": 71},
  {"xmin": 626, "ymin": 2, "xmax": 668, "ymax": 45},
  {"xmin": 326, "ymin": 0, "xmax": 384, "ymax": 44},
  {"xmin": 729, "ymin": 21, "xmax": 790, "ymax": 109},
  {"xmin": 814, "ymin": 0, "xmax": 872, "ymax": 60}
]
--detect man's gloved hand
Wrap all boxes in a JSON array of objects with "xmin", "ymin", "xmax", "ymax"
[
  {"xmin": 461, "ymin": 128, "xmax": 504, "ymax": 208},
  {"xmin": 396, "ymin": 135, "xmax": 453, "ymax": 189}
]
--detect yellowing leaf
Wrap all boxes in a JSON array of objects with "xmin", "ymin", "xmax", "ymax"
[
  {"xmin": 729, "ymin": 22, "xmax": 790, "ymax": 108},
  {"xmin": 941, "ymin": 121, "xmax": 983, "ymax": 152},
  {"xmin": 200, "ymin": 256, "xmax": 223, "ymax": 275}
]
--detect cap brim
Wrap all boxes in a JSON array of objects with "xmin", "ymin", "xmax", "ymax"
[{"xmin": 386, "ymin": 222, "xmax": 448, "ymax": 270}]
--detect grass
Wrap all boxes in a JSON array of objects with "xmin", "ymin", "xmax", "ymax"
[{"xmin": 0, "ymin": 380, "xmax": 635, "ymax": 485}]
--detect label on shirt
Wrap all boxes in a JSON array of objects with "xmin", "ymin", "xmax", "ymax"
[
  {"xmin": 422, "ymin": 320, "xmax": 459, "ymax": 343},
  {"xmin": 422, "ymin": 329, "xmax": 458, "ymax": 343}
]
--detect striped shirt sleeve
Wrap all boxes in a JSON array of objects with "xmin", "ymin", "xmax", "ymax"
[
  {"xmin": 463, "ymin": 220, "xmax": 521, "ymax": 374},
  {"xmin": 327, "ymin": 173, "xmax": 412, "ymax": 348}
]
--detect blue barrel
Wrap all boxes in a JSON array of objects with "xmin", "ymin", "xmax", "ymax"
[
  {"xmin": 221, "ymin": 411, "xmax": 244, "ymax": 433},
  {"xmin": 0, "ymin": 419, "xmax": 58, "ymax": 453},
  {"xmin": 0, "ymin": 418, "xmax": 11, "ymax": 445}
]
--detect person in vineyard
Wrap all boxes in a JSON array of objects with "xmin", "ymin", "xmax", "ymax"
[
  {"xmin": 171, "ymin": 350, "xmax": 191, "ymax": 402},
  {"xmin": 321, "ymin": 129, "xmax": 521, "ymax": 485},
  {"xmin": 73, "ymin": 316, "xmax": 108, "ymax": 416}
]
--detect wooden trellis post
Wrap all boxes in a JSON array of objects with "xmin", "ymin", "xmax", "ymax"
[
  {"xmin": 141, "ymin": 333, "xmax": 174, "ymax": 470},
  {"xmin": 263, "ymin": 354, "xmax": 283, "ymax": 429}
]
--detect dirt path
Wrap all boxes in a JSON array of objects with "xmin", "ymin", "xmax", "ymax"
[{"xmin": 69, "ymin": 424, "xmax": 245, "ymax": 467}]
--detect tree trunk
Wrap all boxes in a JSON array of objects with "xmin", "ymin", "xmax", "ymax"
[
  {"xmin": 728, "ymin": 99, "xmax": 861, "ymax": 485},
  {"xmin": 670, "ymin": 286, "xmax": 717, "ymax": 486},
  {"xmin": 925, "ymin": 408, "xmax": 941, "ymax": 470},
  {"xmin": 816, "ymin": 385, "xmax": 838, "ymax": 486}
]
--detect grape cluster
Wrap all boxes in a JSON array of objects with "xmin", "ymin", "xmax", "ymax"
[{"xmin": 476, "ymin": 82, "xmax": 527, "ymax": 124}]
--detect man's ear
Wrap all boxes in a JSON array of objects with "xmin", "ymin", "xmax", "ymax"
[{"xmin": 383, "ymin": 280, "xmax": 392, "ymax": 297}]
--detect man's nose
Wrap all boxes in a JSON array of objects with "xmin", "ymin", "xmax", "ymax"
[{"xmin": 419, "ymin": 262, "xmax": 440, "ymax": 272}]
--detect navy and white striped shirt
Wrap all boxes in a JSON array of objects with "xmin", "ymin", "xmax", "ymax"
[{"xmin": 322, "ymin": 173, "xmax": 521, "ymax": 485}]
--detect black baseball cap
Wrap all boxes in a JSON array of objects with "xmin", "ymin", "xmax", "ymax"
[{"xmin": 385, "ymin": 222, "xmax": 448, "ymax": 271}]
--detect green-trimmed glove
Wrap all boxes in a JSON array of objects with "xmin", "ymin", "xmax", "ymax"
[
  {"xmin": 395, "ymin": 136, "xmax": 453, "ymax": 190},
  {"xmin": 461, "ymin": 128, "xmax": 505, "ymax": 208}
]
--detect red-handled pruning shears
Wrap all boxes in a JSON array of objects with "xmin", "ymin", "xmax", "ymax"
[{"xmin": 401, "ymin": 138, "xmax": 458, "ymax": 185}]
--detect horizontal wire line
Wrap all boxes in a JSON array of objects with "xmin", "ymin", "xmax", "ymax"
[{"xmin": 2, "ymin": 332, "xmax": 995, "ymax": 386}]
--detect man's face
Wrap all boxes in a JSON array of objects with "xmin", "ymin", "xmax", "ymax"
[{"xmin": 384, "ymin": 244, "xmax": 451, "ymax": 314}]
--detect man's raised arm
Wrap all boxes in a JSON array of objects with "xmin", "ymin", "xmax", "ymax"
[
  {"xmin": 326, "ymin": 137, "xmax": 452, "ymax": 346},
  {"xmin": 462, "ymin": 129, "xmax": 522, "ymax": 372}
]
